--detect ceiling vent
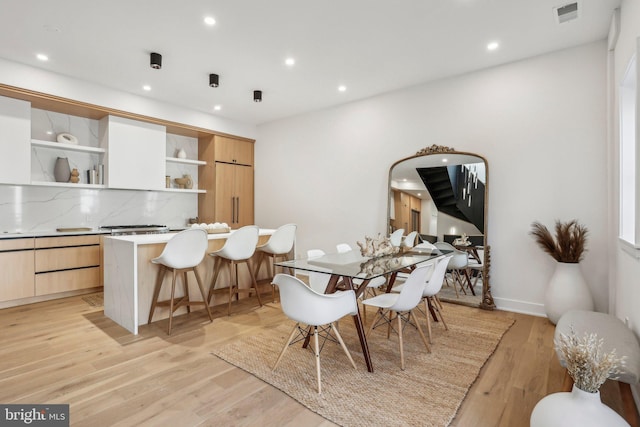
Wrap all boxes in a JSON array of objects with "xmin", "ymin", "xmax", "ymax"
[{"xmin": 554, "ymin": 2, "xmax": 579, "ymax": 24}]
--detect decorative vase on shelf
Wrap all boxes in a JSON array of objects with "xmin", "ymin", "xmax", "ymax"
[
  {"xmin": 53, "ymin": 157, "xmax": 71, "ymax": 182},
  {"xmin": 544, "ymin": 261, "xmax": 593, "ymax": 325},
  {"xmin": 530, "ymin": 385, "xmax": 629, "ymax": 427},
  {"xmin": 176, "ymin": 148, "xmax": 187, "ymax": 159}
]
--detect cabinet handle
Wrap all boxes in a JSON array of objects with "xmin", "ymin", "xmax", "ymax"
[
  {"xmin": 236, "ymin": 197, "xmax": 240, "ymax": 224},
  {"xmin": 231, "ymin": 197, "xmax": 235, "ymax": 224}
]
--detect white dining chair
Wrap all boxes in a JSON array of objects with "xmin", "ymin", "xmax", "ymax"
[
  {"xmin": 208, "ymin": 225, "xmax": 262, "ymax": 315},
  {"xmin": 272, "ymin": 273, "xmax": 358, "ymax": 394},
  {"xmin": 389, "ymin": 229, "xmax": 405, "ymax": 248},
  {"xmin": 363, "ymin": 264, "xmax": 433, "ymax": 370},
  {"xmin": 255, "ymin": 223, "xmax": 297, "ymax": 301},
  {"xmin": 148, "ymin": 228, "xmax": 213, "ymax": 335},
  {"xmin": 336, "ymin": 243, "xmax": 387, "ymax": 322},
  {"xmin": 401, "ymin": 231, "xmax": 418, "ymax": 251},
  {"xmin": 434, "ymin": 241, "xmax": 473, "ymax": 297},
  {"xmin": 307, "ymin": 249, "xmax": 333, "ymax": 294},
  {"xmin": 392, "ymin": 254, "xmax": 453, "ymax": 343}
]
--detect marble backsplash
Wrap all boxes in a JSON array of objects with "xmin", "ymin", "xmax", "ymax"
[{"xmin": 0, "ymin": 185, "xmax": 198, "ymax": 233}]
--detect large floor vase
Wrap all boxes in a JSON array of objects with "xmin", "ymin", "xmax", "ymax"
[
  {"xmin": 530, "ymin": 385, "xmax": 629, "ymax": 426},
  {"xmin": 544, "ymin": 262, "xmax": 593, "ymax": 325}
]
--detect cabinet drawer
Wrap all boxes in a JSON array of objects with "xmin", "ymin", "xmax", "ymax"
[
  {"xmin": 35, "ymin": 266, "xmax": 100, "ymax": 295},
  {"xmin": 0, "ymin": 238, "xmax": 34, "ymax": 251},
  {"xmin": 0, "ymin": 250, "xmax": 35, "ymax": 301},
  {"xmin": 35, "ymin": 245, "xmax": 100, "ymax": 272},
  {"xmin": 35, "ymin": 235, "xmax": 100, "ymax": 249}
]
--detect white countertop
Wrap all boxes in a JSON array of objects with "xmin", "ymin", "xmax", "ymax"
[{"xmin": 104, "ymin": 228, "xmax": 276, "ymax": 245}]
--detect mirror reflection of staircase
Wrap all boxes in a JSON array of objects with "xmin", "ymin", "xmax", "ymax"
[{"xmin": 417, "ymin": 165, "xmax": 485, "ymax": 233}]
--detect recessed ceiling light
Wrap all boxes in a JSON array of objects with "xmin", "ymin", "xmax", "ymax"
[
  {"xmin": 442, "ymin": 158, "xmax": 448, "ymax": 163},
  {"xmin": 142, "ymin": 85, "xmax": 151, "ymax": 91},
  {"xmin": 338, "ymin": 85, "xmax": 347, "ymax": 92},
  {"xmin": 213, "ymin": 105, "xmax": 221, "ymax": 111},
  {"xmin": 36, "ymin": 53, "xmax": 48, "ymax": 61},
  {"xmin": 204, "ymin": 16, "xmax": 216, "ymax": 26},
  {"xmin": 487, "ymin": 41, "xmax": 499, "ymax": 51},
  {"xmin": 285, "ymin": 58, "xmax": 295, "ymax": 66}
]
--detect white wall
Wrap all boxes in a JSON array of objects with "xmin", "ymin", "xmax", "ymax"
[
  {"xmin": 612, "ymin": 1, "xmax": 640, "ymax": 332},
  {"xmin": 255, "ymin": 41, "xmax": 608, "ymax": 315}
]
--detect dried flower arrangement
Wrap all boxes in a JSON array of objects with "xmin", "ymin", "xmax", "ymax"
[
  {"xmin": 530, "ymin": 220, "xmax": 588, "ymax": 263},
  {"xmin": 555, "ymin": 328, "xmax": 625, "ymax": 393}
]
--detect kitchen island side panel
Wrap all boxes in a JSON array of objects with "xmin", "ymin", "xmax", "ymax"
[{"xmin": 103, "ymin": 237, "xmax": 138, "ymax": 334}]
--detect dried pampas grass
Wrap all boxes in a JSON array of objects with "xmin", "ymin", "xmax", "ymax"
[
  {"xmin": 530, "ymin": 220, "xmax": 588, "ymax": 263},
  {"xmin": 555, "ymin": 327, "xmax": 625, "ymax": 393}
]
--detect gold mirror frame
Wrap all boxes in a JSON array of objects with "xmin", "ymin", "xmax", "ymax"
[{"xmin": 387, "ymin": 145, "xmax": 495, "ymax": 310}]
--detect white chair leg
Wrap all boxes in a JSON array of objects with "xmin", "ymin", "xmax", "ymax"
[
  {"xmin": 331, "ymin": 323, "xmax": 357, "ymax": 369},
  {"xmin": 313, "ymin": 326, "xmax": 322, "ymax": 394},
  {"xmin": 273, "ymin": 323, "xmax": 299, "ymax": 371}
]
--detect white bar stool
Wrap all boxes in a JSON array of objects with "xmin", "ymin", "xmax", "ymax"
[
  {"xmin": 208, "ymin": 225, "xmax": 262, "ymax": 315},
  {"xmin": 148, "ymin": 228, "xmax": 213, "ymax": 335},
  {"xmin": 255, "ymin": 223, "xmax": 297, "ymax": 301}
]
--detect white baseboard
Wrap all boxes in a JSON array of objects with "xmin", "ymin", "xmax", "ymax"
[{"xmin": 493, "ymin": 297, "xmax": 547, "ymax": 318}]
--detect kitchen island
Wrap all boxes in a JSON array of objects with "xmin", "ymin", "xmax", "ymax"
[{"xmin": 103, "ymin": 228, "xmax": 276, "ymax": 334}]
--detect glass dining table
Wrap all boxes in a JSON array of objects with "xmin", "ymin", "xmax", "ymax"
[{"xmin": 275, "ymin": 247, "xmax": 448, "ymax": 372}]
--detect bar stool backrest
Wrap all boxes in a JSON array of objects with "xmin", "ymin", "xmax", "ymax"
[
  {"xmin": 217, "ymin": 225, "xmax": 259, "ymax": 260},
  {"xmin": 153, "ymin": 228, "xmax": 208, "ymax": 269}
]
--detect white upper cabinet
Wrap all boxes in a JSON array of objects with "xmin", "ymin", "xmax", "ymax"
[
  {"xmin": 99, "ymin": 115, "xmax": 166, "ymax": 190},
  {"xmin": 0, "ymin": 96, "xmax": 31, "ymax": 184}
]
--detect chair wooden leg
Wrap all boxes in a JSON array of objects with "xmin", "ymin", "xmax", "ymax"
[
  {"xmin": 193, "ymin": 267, "xmax": 213, "ymax": 322},
  {"xmin": 331, "ymin": 323, "xmax": 357, "ymax": 370},
  {"xmin": 424, "ymin": 299, "xmax": 433, "ymax": 344},
  {"xmin": 148, "ymin": 265, "xmax": 166, "ymax": 324},
  {"xmin": 313, "ymin": 326, "xmax": 322, "ymax": 394},
  {"xmin": 273, "ymin": 323, "xmax": 300, "ymax": 371},
  {"xmin": 227, "ymin": 262, "xmax": 235, "ymax": 316},
  {"xmin": 397, "ymin": 312, "xmax": 405, "ymax": 370},
  {"xmin": 246, "ymin": 260, "xmax": 263, "ymax": 307},
  {"xmin": 168, "ymin": 269, "xmax": 177, "ymax": 335},
  {"xmin": 619, "ymin": 382, "xmax": 640, "ymax": 427},
  {"xmin": 411, "ymin": 310, "xmax": 431, "ymax": 353},
  {"xmin": 208, "ymin": 256, "xmax": 222, "ymax": 304},
  {"xmin": 433, "ymin": 296, "xmax": 448, "ymax": 331},
  {"xmin": 182, "ymin": 271, "xmax": 191, "ymax": 313},
  {"xmin": 366, "ymin": 308, "xmax": 382, "ymax": 337}
]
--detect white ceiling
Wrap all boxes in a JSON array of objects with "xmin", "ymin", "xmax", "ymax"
[{"xmin": 0, "ymin": 0, "xmax": 620, "ymax": 125}]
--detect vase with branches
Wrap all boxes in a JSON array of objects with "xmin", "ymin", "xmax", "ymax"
[
  {"xmin": 529, "ymin": 220, "xmax": 593, "ymax": 324},
  {"xmin": 530, "ymin": 329, "xmax": 628, "ymax": 426},
  {"xmin": 530, "ymin": 219, "xmax": 588, "ymax": 263}
]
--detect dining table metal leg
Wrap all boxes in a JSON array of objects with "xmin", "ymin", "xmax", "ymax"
[{"xmin": 343, "ymin": 277, "xmax": 374, "ymax": 372}]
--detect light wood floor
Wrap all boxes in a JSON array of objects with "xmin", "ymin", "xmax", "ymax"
[{"xmin": 0, "ymin": 292, "xmax": 626, "ymax": 426}]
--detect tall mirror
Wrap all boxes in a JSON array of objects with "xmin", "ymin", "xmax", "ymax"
[{"xmin": 388, "ymin": 145, "xmax": 495, "ymax": 310}]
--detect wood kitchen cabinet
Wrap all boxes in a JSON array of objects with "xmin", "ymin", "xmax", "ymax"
[
  {"xmin": 0, "ymin": 238, "xmax": 35, "ymax": 302},
  {"xmin": 392, "ymin": 190, "xmax": 421, "ymax": 233},
  {"xmin": 198, "ymin": 134, "xmax": 255, "ymax": 227},
  {"xmin": 34, "ymin": 235, "xmax": 101, "ymax": 296},
  {"xmin": 215, "ymin": 162, "xmax": 254, "ymax": 227},
  {"xmin": 214, "ymin": 135, "xmax": 253, "ymax": 166}
]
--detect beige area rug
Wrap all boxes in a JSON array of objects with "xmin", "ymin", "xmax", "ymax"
[
  {"xmin": 211, "ymin": 303, "xmax": 514, "ymax": 427},
  {"xmin": 81, "ymin": 292, "xmax": 103, "ymax": 307}
]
